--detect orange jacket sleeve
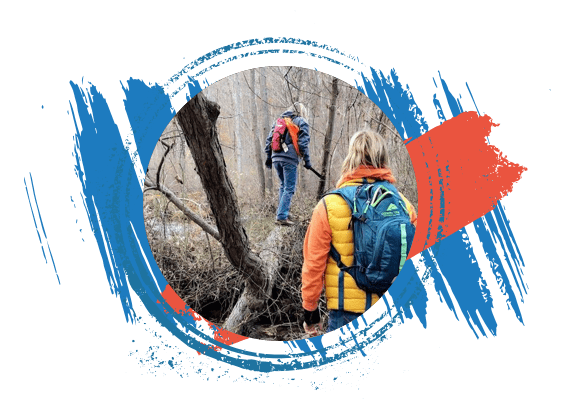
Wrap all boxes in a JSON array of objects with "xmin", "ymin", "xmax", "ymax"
[{"xmin": 301, "ymin": 200, "xmax": 332, "ymax": 311}]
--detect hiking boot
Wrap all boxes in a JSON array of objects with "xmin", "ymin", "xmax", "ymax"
[
  {"xmin": 287, "ymin": 213, "xmax": 299, "ymax": 222},
  {"xmin": 275, "ymin": 218, "xmax": 295, "ymax": 226}
]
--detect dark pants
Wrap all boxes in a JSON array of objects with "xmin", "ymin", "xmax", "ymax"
[{"xmin": 326, "ymin": 309, "xmax": 362, "ymax": 332}]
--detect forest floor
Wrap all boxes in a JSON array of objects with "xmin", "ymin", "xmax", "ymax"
[{"xmin": 143, "ymin": 189, "xmax": 326, "ymax": 341}]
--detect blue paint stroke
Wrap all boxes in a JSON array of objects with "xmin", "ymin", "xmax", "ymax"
[
  {"xmin": 438, "ymin": 71, "xmax": 463, "ymax": 118},
  {"xmin": 466, "ymin": 82, "xmax": 482, "ymax": 117},
  {"xmin": 24, "ymin": 174, "xmax": 60, "ymax": 284},
  {"xmin": 437, "ymin": 167, "xmax": 446, "ymax": 241},
  {"xmin": 358, "ymin": 67, "xmax": 429, "ymax": 139},
  {"xmin": 474, "ymin": 210, "xmax": 525, "ymax": 322},
  {"xmin": 24, "ymin": 176, "xmax": 47, "ymax": 263},
  {"xmin": 428, "ymin": 231, "xmax": 498, "ymax": 338},
  {"xmin": 70, "ymin": 82, "xmax": 140, "ymax": 322},
  {"xmin": 64, "ymin": 39, "xmax": 528, "ymax": 372},
  {"xmin": 433, "ymin": 93, "xmax": 447, "ymax": 124}
]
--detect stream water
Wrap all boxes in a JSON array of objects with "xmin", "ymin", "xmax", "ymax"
[{"xmin": 146, "ymin": 218, "xmax": 193, "ymax": 240}]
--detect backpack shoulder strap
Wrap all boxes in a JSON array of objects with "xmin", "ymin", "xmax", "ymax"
[
  {"xmin": 322, "ymin": 185, "xmax": 358, "ymax": 206},
  {"xmin": 323, "ymin": 186, "xmax": 358, "ymax": 264}
]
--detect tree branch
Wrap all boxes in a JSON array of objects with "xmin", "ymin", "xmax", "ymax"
[
  {"xmin": 144, "ymin": 178, "xmax": 220, "ymax": 241},
  {"xmin": 242, "ymin": 72, "xmax": 285, "ymax": 110},
  {"xmin": 284, "ymin": 66, "xmax": 297, "ymax": 109},
  {"xmin": 156, "ymin": 139, "xmax": 175, "ymax": 188},
  {"xmin": 369, "ymin": 116, "xmax": 404, "ymax": 141}
]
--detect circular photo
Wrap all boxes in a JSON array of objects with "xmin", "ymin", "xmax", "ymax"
[{"xmin": 143, "ymin": 66, "xmax": 417, "ymax": 341}]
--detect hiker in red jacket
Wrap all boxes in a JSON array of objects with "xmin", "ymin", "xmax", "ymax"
[
  {"xmin": 264, "ymin": 103, "xmax": 312, "ymax": 226},
  {"xmin": 301, "ymin": 130, "xmax": 417, "ymax": 336}
]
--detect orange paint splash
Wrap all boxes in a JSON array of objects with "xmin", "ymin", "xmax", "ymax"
[
  {"xmin": 160, "ymin": 285, "xmax": 248, "ymax": 349},
  {"xmin": 407, "ymin": 111, "xmax": 527, "ymax": 257}
]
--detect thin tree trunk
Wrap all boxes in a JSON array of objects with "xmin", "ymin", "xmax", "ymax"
[
  {"xmin": 316, "ymin": 76, "xmax": 339, "ymax": 199},
  {"xmin": 233, "ymin": 73, "xmax": 243, "ymax": 177},
  {"xmin": 250, "ymin": 69, "xmax": 266, "ymax": 201},
  {"xmin": 260, "ymin": 67, "xmax": 274, "ymax": 198}
]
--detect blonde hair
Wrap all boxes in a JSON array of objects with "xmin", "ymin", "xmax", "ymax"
[
  {"xmin": 341, "ymin": 130, "xmax": 390, "ymax": 176},
  {"xmin": 287, "ymin": 102, "xmax": 308, "ymax": 120}
]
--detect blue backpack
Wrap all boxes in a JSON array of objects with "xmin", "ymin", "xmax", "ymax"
[{"xmin": 327, "ymin": 180, "xmax": 416, "ymax": 300}]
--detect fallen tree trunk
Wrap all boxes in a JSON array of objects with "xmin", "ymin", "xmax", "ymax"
[
  {"xmin": 147, "ymin": 174, "xmax": 307, "ymax": 335},
  {"xmin": 222, "ymin": 225, "xmax": 299, "ymax": 332}
]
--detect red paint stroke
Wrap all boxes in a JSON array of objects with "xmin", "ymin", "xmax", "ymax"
[
  {"xmin": 160, "ymin": 285, "xmax": 248, "ymax": 349},
  {"xmin": 407, "ymin": 111, "xmax": 527, "ymax": 258}
]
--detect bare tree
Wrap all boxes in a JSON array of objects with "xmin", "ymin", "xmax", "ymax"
[
  {"xmin": 249, "ymin": 69, "xmax": 266, "ymax": 200},
  {"xmin": 316, "ymin": 76, "xmax": 339, "ymax": 199},
  {"xmin": 233, "ymin": 73, "xmax": 243, "ymax": 177},
  {"xmin": 259, "ymin": 67, "xmax": 274, "ymax": 198}
]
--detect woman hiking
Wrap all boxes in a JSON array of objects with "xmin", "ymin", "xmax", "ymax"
[
  {"xmin": 264, "ymin": 103, "xmax": 312, "ymax": 226},
  {"xmin": 300, "ymin": 130, "xmax": 418, "ymax": 335}
]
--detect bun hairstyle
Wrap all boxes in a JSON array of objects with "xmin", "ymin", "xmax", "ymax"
[
  {"xmin": 341, "ymin": 130, "xmax": 390, "ymax": 176},
  {"xmin": 288, "ymin": 102, "xmax": 308, "ymax": 120}
]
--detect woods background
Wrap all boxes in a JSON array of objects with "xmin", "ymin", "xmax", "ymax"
[{"xmin": 147, "ymin": 67, "xmax": 417, "ymax": 206}]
